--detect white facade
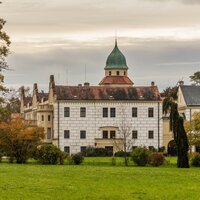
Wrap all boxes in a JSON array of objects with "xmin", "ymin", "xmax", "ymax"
[{"xmin": 53, "ymin": 101, "xmax": 163, "ymax": 154}]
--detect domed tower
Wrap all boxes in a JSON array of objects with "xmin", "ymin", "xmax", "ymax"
[{"xmin": 99, "ymin": 39, "xmax": 133, "ymax": 87}]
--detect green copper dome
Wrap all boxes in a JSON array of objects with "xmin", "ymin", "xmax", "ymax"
[{"xmin": 105, "ymin": 40, "xmax": 128, "ymax": 69}]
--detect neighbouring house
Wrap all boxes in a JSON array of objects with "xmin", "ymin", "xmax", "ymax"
[
  {"xmin": 162, "ymin": 84, "xmax": 200, "ymax": 154},
  {"xmin": 177, "ymin": 84, "xmax": 200, "ymax": 121},
  {"xmin": 20, "ymin": 40, "xmax": 163, "ymax": 154}
]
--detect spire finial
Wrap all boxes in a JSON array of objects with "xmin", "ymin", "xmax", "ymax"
[{"xmin": 115, "ymin": 30, "xmax": 118, "ymax": 47}]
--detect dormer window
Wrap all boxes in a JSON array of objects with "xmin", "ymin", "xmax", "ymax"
[
  {"xmin": 117, "ymin": 71, "xmax": 120, "ymax": 76},
  {"xmin": 109, "ymin": 71, "xmax": 112, "ymax": 76}
]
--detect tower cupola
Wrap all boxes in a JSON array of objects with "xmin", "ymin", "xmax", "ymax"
[{"xmin": 99, "ymin": 39, "xmax": 133, "ymax": 87}]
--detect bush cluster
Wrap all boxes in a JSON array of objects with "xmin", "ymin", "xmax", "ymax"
[
  {"xmin": 71, "ymin": 153, "xmax": 84, "ymax": 165},
  {"xmin": 149, "ymin": 153, "xmax": 165, "ymax": 167},
  {"xmin": 34, "ymin": 144, "xmax": 66, "ymax": 165},
  {"xmin": 131, "ymin": 147, "xmax": 150, "ymax": 166},
  {"xmin": 131, "ymin": 147, "xmax": 165, "ymax": 167},
  {"xmin": 191, "ymin": 153, "xmax": 200, "ymax": 167},
  {"xmin": 84, "ymin": 146, "xmax": 113, "ymax": 157}
]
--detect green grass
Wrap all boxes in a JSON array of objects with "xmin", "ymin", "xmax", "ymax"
[{"xmin": 0, "ymin": 157, "xmax": 199, "ymax": 200}]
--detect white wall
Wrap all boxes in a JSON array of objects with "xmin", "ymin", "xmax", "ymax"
[{"xmin": 54, "ymin": 101, "xmax": 163, "ymax": 154}]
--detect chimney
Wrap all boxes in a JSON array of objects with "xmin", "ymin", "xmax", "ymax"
[
  {"xmin": 84, "ymin": 82, "xmax": 90, "ymax": 87},
  {"xmin": 33, "ymin": 83, "xmax": 38, "ymax": 90},
  {"xmin": 179, "ymin": 80, "xmax": 184, "ymax": 86},
  {"xmin": 49, "ymin": 75, "xmax": 55, "ymax": 89},
  {"xmin": 33, "ymin": 83, "xmax": 38, "ymax": 93},
  {"xmin": 151, "ymin": 81, "xmax": 155, "ymax": 86},
  {"xmin": 50, "ymin": 75, "xmax": 54, "ymax": 82}
]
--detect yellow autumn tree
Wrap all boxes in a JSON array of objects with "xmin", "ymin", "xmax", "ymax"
[
  {"xmin": 0, "ymin": 118, "xmax": 44, "ymax": 163},
  {"xmin": 185, "ymin": 112, "xmax": 200, "ymax": 151}
]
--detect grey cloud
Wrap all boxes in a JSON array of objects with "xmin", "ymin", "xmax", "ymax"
[{"xmin": 5, "ymin": 38, "xmax": 200, "ymax": 91}]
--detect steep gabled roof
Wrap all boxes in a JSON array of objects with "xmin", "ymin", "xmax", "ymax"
[
  {"xmin": 37, "ymin": 92, "xmax": 48, "ymax": 102},
  {"xmin": 55, "ymin": 85, "xmax": 161, "ymax": 101},
  {"xmin": 180, "ymin": 85, "xmax": 200, "ymax": 106},
  {"xmin": 24, "ymin": 96, "xmax": 32, "ymax": 106}
]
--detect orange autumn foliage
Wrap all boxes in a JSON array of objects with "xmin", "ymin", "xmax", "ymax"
[{"xmin": 0, "ymin": 117, "xmax": 45, "ymax": 163}]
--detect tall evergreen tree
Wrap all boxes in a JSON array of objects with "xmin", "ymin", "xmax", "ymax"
[
  {"xmin": 177, "ymin": 116, "xmax": 189, "ymax": 168},
  {"xmin": 170, "ymin": 102, "xmax": 189, "ymax": 168}
]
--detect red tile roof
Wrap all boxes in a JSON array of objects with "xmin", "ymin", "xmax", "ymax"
[
  {"xmin": 55, "ymin": 85, "xmax": 161, "ymax": 101},
  {"xmin": 99, "ymin": 76, "xmax": 133, "ymax": 85}
]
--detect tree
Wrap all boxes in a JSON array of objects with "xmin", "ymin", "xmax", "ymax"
[
  {"xmin": 185, "ymin": 112, "xmax": 200, "ymax": 151},
  {"xmin": 160, "ymin": 86, "xmax": 178, "ymax": 100},
  {"xmin": 0, "ymin": 11, "xmax": 11, "ymax": 121},
  {"xmin": 170, "ymin": 102, "xmax": 189, "ymax": 168},
  {"xmin": 113, "ymin": 109, "xmax": 135, "ymax": 166},
  {"xmin": 190, "ymin": 71, "xmax": 200, "ymax": 85},
  {"xmin": 161, "ymin": 86, "xmax": 178, "ymax": 115},
  {"xmin": 0, "ymin": 118, "xmax": 45, "ymax": 163},
  {"xmin": 0, "ymin": 17, "xmax": 10, "ymax": 70}
]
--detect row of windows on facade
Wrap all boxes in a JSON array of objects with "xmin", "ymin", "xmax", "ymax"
[
  {"xmin": 40, "ymin": 115, "xmax": 51, "ymax": 122},
  {"xmin": 64, "ymin": 107, "xmax": 155, "ymax": 118},
  {"xmin": 63, "ymin": 130, "xmax": 155, "ymax": 139},
  {"xmin": 64, "ymin": 145, "xmax": 156, "ymax": 154},
  {"xmin": 108, "ymin": 71, "xmax": 126, "ymax": 76}
]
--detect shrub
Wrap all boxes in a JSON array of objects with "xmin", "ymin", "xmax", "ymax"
[
  {"xmin": 158, "ymin": 146, "xmax": 165, "ymax": 152},
  {"xmin": 114, "ymin": 151, "xmax": 130, "ymax": 157},
  {"xmin": 59, "ymin": 151, "xmax": 68, "ymax": 165},
  {"xmin": 149, "ymin": 146, "xmax": 157, "ymax": 152},
  {"xmin": 71, "ymin": 153, "xmax": 84, "ymax": 165},
  {"xmin": 149, "ymin": 152, "xmax": 165, "ymax": 167},
  {"xmin": 131, "ymin": 147, "xmax": 151, "ymax": 166},
  {"xmin": 85, "ymin": 146, "xmax": 112, "ymax": 157},
  {"xmin": 191, "ymin": 153, "xmax": 200, "ymax": 167},
  {"xmin": 34, "ymin": 144, "xmax": 65, "ymax": 165}
]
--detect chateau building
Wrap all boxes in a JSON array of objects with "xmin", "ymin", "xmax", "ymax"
[{"xmin": 21, "ymin": 40, "xmax": 163, "ymax": 154}]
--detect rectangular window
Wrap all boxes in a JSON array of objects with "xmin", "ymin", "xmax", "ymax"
[
  {"xmin": 110, "ymin": 108, "xmax": 116, "ymax": 118},
  {"xmin": 64, "ymin": 130, "xmax": 70, "ymax": 139},
  {"xmin": 80, "ymin": 146, "xmax": 86, "ymax": 153},
  {"xmin": 64, "ymin": 146, "xmax": 70, "ymax": 153},
  {"xmin": 148, "ymin": 130, "xmax": 154, "ymax": 139},
  {"xmin": 110, "ymin": 131, "xmax": 116, "ymax": 139},
  {"xmin": 132, "ymin": 130, "xmax": 138, "ymax": 139},
  {"xmin": 64, "ymin": 107, "xmax": 70, "ymax": 117},
  {"xmin": 80, "ymin": 130, "xmax": 86, "ymax": 139},
  {"xmin": 132, "ymin": 107, "xmax": 138, "ymax": 117},
  {"xmin": 47, "ymin": 128, "xmax": 51, "ymax": 139},
  {"xmin": 103, "ymin": 108, "xmax": 108, "ymax": 118},
  {"xmin": 103, "ymin": 131, "xmax": 108, "ymax": 139},
  {"xmin": 80, "ymin": 107, "xmax": 86, "ymax": 117},
  {"xmin": 41, "ymin": 115, "xmax": 44, "ymax": 121},
  {"xmin": 148, "ymin": 108, "xmax": 154, "ymax": 118},
  {"xmin": 48, "ymin": 115, "xmax": 51, "ymax": 121}
]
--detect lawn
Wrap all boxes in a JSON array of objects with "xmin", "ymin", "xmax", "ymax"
[{"xmin": 0, "ymin": 157, "xmax": 199, "ymax": 200}]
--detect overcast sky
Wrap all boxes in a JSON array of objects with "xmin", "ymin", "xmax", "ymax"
[{"xmin": 1, "ymin": 0, "xmax": 200, "ymax": 92}]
